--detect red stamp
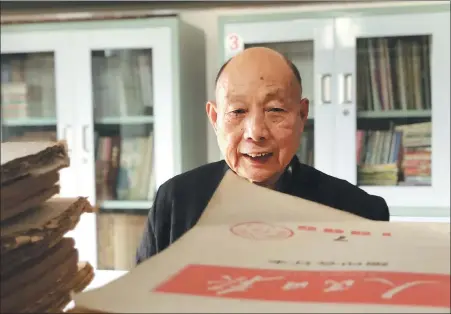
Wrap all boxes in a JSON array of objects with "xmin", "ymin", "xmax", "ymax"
[{"xmin": 230, "ymin": 222, "xmax": 294, "ymax": 240}]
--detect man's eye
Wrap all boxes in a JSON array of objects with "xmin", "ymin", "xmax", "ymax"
[
  {"xmin": 231, "ymin": 109, "xmax": 246, "ymax": 115},
  {"xmin": 269, "ymin": 108, "xmax": 285, "ymax": 112}
]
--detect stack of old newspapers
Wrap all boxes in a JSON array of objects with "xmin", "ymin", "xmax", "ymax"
[
  {"xmin": 70, "ymin": 171, "xmax": 450, "ymax": 313},
  {"xmin": 0, "ymin": 141, "xmax": 94, "ymax": 313}
]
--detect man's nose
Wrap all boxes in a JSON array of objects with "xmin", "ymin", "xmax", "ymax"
[{"xmin": 244, "ymin": 113, "xmax": 269, "ymax": 141}]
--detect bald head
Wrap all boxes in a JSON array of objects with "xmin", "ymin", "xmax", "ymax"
[
  {"xmin": 215, "ymin": 47, "xmax": 302, "ymax": 97},
  {"xmin": 206, "ymin": 46, "xmax": 310, "ymax": 187}
]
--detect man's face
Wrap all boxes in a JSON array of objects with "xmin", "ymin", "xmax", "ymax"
[{"xmin": 207, "ymin": 48, "xmax": 309, "ymax": 187}]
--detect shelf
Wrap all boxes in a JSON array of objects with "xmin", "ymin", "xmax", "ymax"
[
  {"xmin": 100, "ymin": 200, "xmax": 153, "ymax": 210},
  {"xmin": 95, "ymin": 116, "xmax": 154, "ymax": 125},
  {"xmin": 2, "ymin": 117, "xmax": 57, "ymax": 127},
  {"xmin": 357, "ymin": 110, "xmax": 432, "ymax": 119}
]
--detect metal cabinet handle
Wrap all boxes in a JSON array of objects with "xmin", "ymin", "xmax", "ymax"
[
  {"xmin": 82, "ymin": 125, "xmax": 89, "ymax": 153},
  {"xmin": 321, "ymin": 74, "xmax": 332, "ymax": 104},
  {"xmin": 343, "ymin": 73, "xmax": 353, "ymax": 104},
  {"xmin": 62, "ymin": 125, "xmax": 72, "ymax": 153}
]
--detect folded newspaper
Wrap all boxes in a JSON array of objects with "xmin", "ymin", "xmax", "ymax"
[
  {"xmin": 1, "ymin": 141, "xmax": 69, "ymax": 221},
  {"xmin": 72, "ymin": 171, "xmax": 450, "ymax": 313},
  {"xmin": 1, "ymin": 141, "xmax": 69, "ymax": 186}
]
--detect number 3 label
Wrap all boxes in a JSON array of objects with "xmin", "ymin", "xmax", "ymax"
[{"xmin": 225, "ymin": 33, "xmax": 244, "ymax": 56}]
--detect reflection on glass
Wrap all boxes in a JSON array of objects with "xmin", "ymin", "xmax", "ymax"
[
  {"xmin": 1, "ymin": 52, "xmax": 57, "ymax": 143},
  {"xmin": 91, "ymin": 49, "xmax": 154, "ymax": 119},
  {"xmin": 1, "ymin": 52, "xmax": 56, "ymax": 119},
  {"xmin": 356, "ymin": 35, "xmax": 432, "ymax": 187},
  {"xmin": 245, "ymin": 41, "xmax": 315, "ymax": 167},
  {"xmin": 91, "ymin": 49, "xmax": 156, "ymax": 271},
  {"xmin": 94, "ymin": 124, "xmax": 155, "ymax": 202},
  {"xmin": 94, "ymin": 124, "xmax": 154, "ymax": 270}
]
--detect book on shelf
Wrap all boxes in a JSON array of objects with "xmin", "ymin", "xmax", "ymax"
[
  {"xmin": 92, "ymin": 50, "xmax": 154, "ymax": 118},
  {"xmin": 357, "ymin": 36, "xmax": 431, "ymax": 112},
  {"xmin": 1, "ymin": 54, "xmax": 56, "ymax": 119},
  {"xmin": 357, "ymin": 122, "xmax": 432, "ymax": 186},
  {"xmin": 396, "ymin": 122, "xmax": 432, "ymax": 186},
  {"xmin": 95, "ymin": 133, "xmax": 155, "ymax": 204}
]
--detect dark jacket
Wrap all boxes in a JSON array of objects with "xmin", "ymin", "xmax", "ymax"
[{"xmin": 136, "ymin": 157, "xmax": 390, "ymax": 264}]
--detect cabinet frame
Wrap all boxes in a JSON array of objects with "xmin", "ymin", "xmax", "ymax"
[
  {"xmin": 218, "ymin": 2, "xmax": 450, "ymax": 219},
  {"xmin": 1, "ymin": 30, "xmax": 81, "ymax": 198},
  {"xmin": 334, "ymin": 12, "xmax": 450, "ymax": 210},
  {"xmin": 1, "ymin": 17, "xmax": 208, "ymax": 269}
]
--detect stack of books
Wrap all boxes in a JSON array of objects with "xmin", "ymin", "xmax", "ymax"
[
  {"xmin": 356, "ymin": 129, "xmax": 402, "ymax": 186},
  {"xmin": 358, "ymin": 163, "xmax": 399, "ymax": 186},
  {"xmin": 396, "ymin": 122, "xmax": 432, "ymax": 186},
  {"xmin": 0, "ymin": 141, "xmax": 94, "ymax": 312}
]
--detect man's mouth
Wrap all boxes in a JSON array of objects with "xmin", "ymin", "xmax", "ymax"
[{"xmin": 243, "ymin": 152, "xmax": 273, "ymax": 162}]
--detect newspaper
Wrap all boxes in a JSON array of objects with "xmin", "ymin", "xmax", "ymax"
[
  {"xmin": 72, "ymin": 171, "xmax": 450, "ymax": 313},
  {"xmin": 0, "ymin": 141, "xmax": 69, "ymax": 186}
]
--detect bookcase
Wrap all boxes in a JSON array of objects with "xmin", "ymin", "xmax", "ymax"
[
  {"xmin": 218, "ymin": 2, "xmax": 450, "ymax": 220},
  {"xmin": 1, "ymin": 17, "xmax": 207, "ymax": 271}
]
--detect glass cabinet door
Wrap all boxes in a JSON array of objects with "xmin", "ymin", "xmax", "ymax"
[
  {"xmin": 91, "ymin": 49, "xmax": 154, "ymax": 270},
  {"xmin": 334, "ymin": 11, "xmax": 450, "ymax": 210},
  {"xmin": 0, "ymin": 45, "xmax": 78, "ymax": 200},
  {"xmin": 92, "ymin": 49, "xmax": 156, "ymax": 208},
  {"xmin": 71, "ymin": 24, "xmax": 174, "ymax": 271},
  {"xmin": 355, "ymin": 36, "xmax": 432, "ymax": 188},
  {"xmin": 1, "ymin": 53, "xmax": 57, "ymax": 143},
  {"xmin": 222, "ymin": 18, "xmax": 335, "ymax": 175}
]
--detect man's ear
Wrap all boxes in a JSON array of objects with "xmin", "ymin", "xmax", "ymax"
[
  {"xmin": 299, "ymin": 98, "xmax": 310, "ymax": 122},
  {"xmin": 206, "ymin": 101, "xmax": 218, "ymax": 133}
]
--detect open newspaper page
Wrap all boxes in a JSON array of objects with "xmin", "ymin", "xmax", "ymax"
[{"xmin": 72, "ymin": 171, "xmax": 450, "ymax": 313}]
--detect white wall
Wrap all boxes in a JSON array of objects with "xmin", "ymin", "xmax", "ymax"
[{"xmin": 180, "ymin": 0, "xmax": 439, "ymax": 163}]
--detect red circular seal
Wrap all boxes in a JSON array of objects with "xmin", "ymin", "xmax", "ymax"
[{"xmin": 230, "ymin": 222, "xmax": 294, "ymax": 240}]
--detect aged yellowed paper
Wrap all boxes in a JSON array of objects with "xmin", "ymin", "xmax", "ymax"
[{"xmin": 72, "ymin": 171, "xmax": 450, "ymax": 313}]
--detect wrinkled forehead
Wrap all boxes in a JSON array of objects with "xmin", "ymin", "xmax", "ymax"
[{"xmin": 216, "ymin": 59, "xmax": 296, "ymax": 103}]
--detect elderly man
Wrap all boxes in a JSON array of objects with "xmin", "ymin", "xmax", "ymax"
[{"xmin": 136, "ymin": 47, "xmax": 389, "ymax": 264}]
